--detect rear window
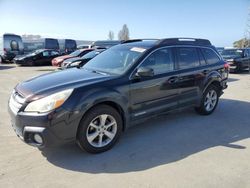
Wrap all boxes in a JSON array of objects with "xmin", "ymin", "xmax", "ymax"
[
  {"xmin": 65, "ymin": 40, "xmax": 76, "ymax": 49},
  {"xmin": 201, "ymin": 48, "xmax": 220, "ymax": 64},
  {"xmin": 177, "ymin": 47, "xmax": 200, "ymax": 69},
  {"xmin": 10, "ymin": 40, "xmax": 19, "ymax": 51},
  {"xmin": 45, "ymin": 39, "xmax": 59, "ymax": 50}
]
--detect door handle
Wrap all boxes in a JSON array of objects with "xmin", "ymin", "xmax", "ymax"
[{"xmin": 168, "ymin": 76, "xmax": 179, "ymax": 84}]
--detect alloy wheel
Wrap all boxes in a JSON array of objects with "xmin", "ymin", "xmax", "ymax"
[{"xmin": 86, "ymin": 114, "xmax": 117, "ymax": 148}]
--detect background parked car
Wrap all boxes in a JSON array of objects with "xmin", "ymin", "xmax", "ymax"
[
  {"xmin": 0, "ymin": 33, "xmax": 24, "ymax": 63},
  {"xmin": 52, "ymin": 48, "xmax": 94, "ymax": 67},
  {"xmin": 216, "ymin": 47, "xmax": 224, "ymax": 55},
  {"xmin": 59, "ymin": 39, "xmax": 77, "ymax": 55},
  {"xmin": 14, "ymin": 49, "xmax": 60, "ymax": 66},
  {"xmin": 8, "ymin": 38, "xmax": 228, "ymax": 153},
  {"xmin": 77, "ymin": 44, "xmax": 91, "ymax": 49},
  {"xmin": 23, "ymin": 38, "xmax": 59, "ymax": 54},
  {"xmin": 221, "ymin": 48, "xmax": 250, "ymax": 72},
  {"xmin": 61, "ymin": 49, "xmax": 105, "ymax": 69}
]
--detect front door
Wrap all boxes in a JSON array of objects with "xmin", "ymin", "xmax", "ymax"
[{"xmin": 129, "ymin": 47, "xmax": 180, "ymax": 120}]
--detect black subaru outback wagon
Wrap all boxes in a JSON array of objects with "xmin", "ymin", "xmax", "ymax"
[{"xmin": 8, "ymin": 38, "xmax": 228, "ymax": 153}]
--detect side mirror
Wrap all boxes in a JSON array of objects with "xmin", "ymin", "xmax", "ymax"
[{"xmin": 135, "ymin": 67, "xmax": 154, "ymax": 78}]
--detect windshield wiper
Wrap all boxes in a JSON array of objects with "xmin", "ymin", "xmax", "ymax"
[{"xmin": 91, "ymin": 69, "xmax": 109, "ymax": 76}]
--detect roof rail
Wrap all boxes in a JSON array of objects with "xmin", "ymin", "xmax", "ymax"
[
  {"xmin": 157, "ymin": 38, "xmax": 212, "ymax": 46},
  {"xmin": 121, "ymin": 39, "xmax": 159, "ymax": 44}
]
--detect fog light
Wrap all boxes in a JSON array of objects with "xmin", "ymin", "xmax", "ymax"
[{"xmin": 33, "ymin": 134, "xmax": 43, "ymax": 144}]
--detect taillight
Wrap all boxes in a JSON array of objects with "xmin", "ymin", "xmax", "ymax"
[{"xmin": 224, "ymin": 62, "xmax": 230, "ymax": 70}]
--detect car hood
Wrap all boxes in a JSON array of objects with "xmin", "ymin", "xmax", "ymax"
[
  {"xmin": 16, "ymin": 68, "xmax": 113, "ymax": 100},
  {"xmin": 54, "ymin": 55, "xmax": 72, "ymax": 61},
  {"xmin": 14, "ymin": 54, "xmax": 32, "ymax": 61}
]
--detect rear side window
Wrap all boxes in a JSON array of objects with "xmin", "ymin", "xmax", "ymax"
[
  {"xmin": 201, "ymin": 48, "xmax": 220, "ymax": 64},
  {"xmin": 51, "ymin": 51, "xmax": 59, "ymax": 55},
  {"xmin": 42, "ymin": 51, "xmax": 50, "ymax": 57},
  {"xmin": 140, "ymin": 48, "xmax": 174, "ymax": 75},
  {"xmin": 177, "ymin": 47, "xmax": 200, "ymax": 69}
]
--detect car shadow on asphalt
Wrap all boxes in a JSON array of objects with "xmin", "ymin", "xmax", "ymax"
[
  {"xmin": 0, "ymin": 65, "xmax": 15, "ymax": 70},
  {"xmin": 41, "ymin": 98, "xmax": 250, "ymax": 173},
  {"xmin": 227, "ymin": 78, "xmax": 239, "ymax": 82}
]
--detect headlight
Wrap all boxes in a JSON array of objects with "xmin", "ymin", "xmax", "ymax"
[
  {"xmin": 69, "ymin": 61, "xmax": 81, "ymax": 67},
  {"xmin": 25, "ymin": 89, "xmax": 73, "ymax": 113}
]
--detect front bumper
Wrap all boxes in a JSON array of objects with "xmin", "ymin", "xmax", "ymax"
[{"xmin": 8, "ymin": 105, "xmax": 82, "ymax": 148}]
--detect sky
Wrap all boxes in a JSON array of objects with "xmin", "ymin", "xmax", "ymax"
[{"xmin": 0, "ymin": 0, "xmax": 249, "ymax": 46}]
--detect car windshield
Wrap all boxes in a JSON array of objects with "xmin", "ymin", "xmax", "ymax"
[
  {"xmin": 70, "ymin": 50, "xmax": 82, "ymax": 56},
  {"xmin": 221, "ymin": 49, "xmax": 243, "ymax": 56},
  {"xmin": 83, "ymin": 45, "xmax": 147, "ymax": 75}
]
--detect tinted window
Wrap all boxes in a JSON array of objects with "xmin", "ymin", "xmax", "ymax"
[
  {"xmin": 202, "ymin": 48, "xmax": 220, "ymax": 64},
  {"xmin": 65, "ymin": 40, "xmax": 76, "ymax": 50},
  {"xmin": 140, "ymin": 48, "xmax": 174, "ymax": 75},
  {"xmin": 45, "ymin": 39, "xmax": 59, "ymax": 50},
  {"xmin": 177, "ymin": 47, "xmax": 200, "ymax": 69}
]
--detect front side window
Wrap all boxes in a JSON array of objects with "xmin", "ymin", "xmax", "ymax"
[
  {"xmin": 177, "ymin": 47, "xmax": 200, "ymax": 69},
  {"xmin": 202, "ymin": 48, "xmax": 220, "ymax": 64},
  {"xmin": 139, "ymin": 48, "xmax": 174, "ymax": 75}
]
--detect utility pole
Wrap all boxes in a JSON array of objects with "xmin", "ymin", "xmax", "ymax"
[
  {"xmin": 244, "ymin": 7, "xmax": 250, "ymax": 47},
  {"xmin": 244, "ymin": 7, "xmax": 250, "ymax": 73}
]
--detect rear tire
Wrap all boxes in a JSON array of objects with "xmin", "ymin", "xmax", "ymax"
[
  {"xmin": 77, "ymin": 105, "xmax": 123, "ymax": 153},
  {"xmin": 195, "ymin": 85, "xmax": 219, "ymax": 115},
  {"xmin": 235, "ymin": 64, "xmax": 241, "ymax": 73}
]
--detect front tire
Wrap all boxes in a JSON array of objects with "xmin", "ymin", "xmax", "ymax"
[
  {"xmin": 77, "ymin": 105, "xmax": 123, "ymax": 153},
  {"xmin": 195, "ymin": 85, "xmax": 219, "ymax": 115}
]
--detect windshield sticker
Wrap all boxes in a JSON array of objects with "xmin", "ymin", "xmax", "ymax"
[{"xmin": 130, "ymin": 47, "xmax": 146, "ymax": 53}]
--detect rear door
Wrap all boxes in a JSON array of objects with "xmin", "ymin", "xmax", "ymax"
[
  {"xmin": 129, "ymin": 47, "xmax": 180, "ymax": 120},
  {"xmin": 241, "ymin": 49, "xmax": 250, "ymax": 68},
  {"xmin": 175, "ymin": 47, "xmax": 204, "ymax": 107},
  {"xmin": 35, "ymin": 50, "xmax": 51, "ymax": 65}
]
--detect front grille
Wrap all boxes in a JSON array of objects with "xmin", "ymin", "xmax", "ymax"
[{"xmin": 9, "ymin": 91, "xmax": 25, "ymax": 114}]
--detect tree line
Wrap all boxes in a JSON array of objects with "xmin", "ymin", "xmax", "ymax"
[
  {"xmin": 233, "ymin": 38, "xmax": 250, "ymax": 48},
  {"xmin": 108, "ymin": 24, "xmax": 130, "ymax": 41}
]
